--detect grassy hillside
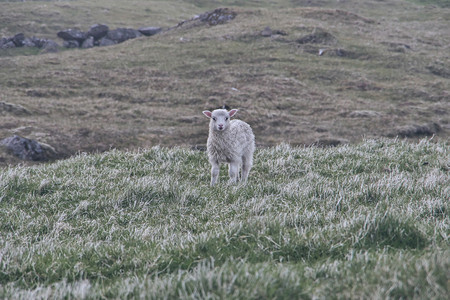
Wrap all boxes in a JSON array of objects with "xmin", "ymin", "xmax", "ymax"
[
  {"xmin": 1, "ymin": 0, "xmax": 449, "ymax": 167},
  {"xmin": 0, "ymin": 139, "xmax": 448, "ymax": 298}
]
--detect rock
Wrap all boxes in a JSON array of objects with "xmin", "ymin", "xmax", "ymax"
[
  {"xmin": 198, "ymin": 8, "xmax": 237, "ymax": 26},
  {"xmin": 30, "ymin": 36, "xmax": 45, "ymax": 48},
  {"xmin": 57, "ymin": 29, "xmax": 87, "ymax": 43},
  {"xmin": 138, "ymin": 26, "xmax": 162, "ymax": 36},
  {"xmin": 0, "ymin": 37, "xmax": 7, "ymax": 47},
  {"xmin": 261, "ymin": 26, "xmax": 272, "ymax": 37},
  {"xmin": 87, "ymin": 24, "xmax": 109, "ymax": 40},
  {"xmin": 41, "ymin": 40, "xmax": 60, "ymax": 53},
  {"xmin": 106, "ymin": 28, "xmax": 142, "ymax": 43},
  {"xmin": 0, "ymin": 135, "xmax": 49, "ymax": 161},
  {"xmin": 63, "ymin": 40, "xmax": 80, "ymax": 48},
  {"xmin": 12, "ymin": 33, "xmax": 25, "ymax": 47},
  {"xmin": 22, "ymin": 37, "xmax": 36, "ymax": 47},
  {"xmin": 1, "ymin": 41, "xmax": 16, "ymax": 49},
  {"xmin": 81, "ymin": 36, "xmax": 94, "ymax": 48},
  {"xmin": 98, "ymin": 37, "xmax": 116, "ymax": 47}
]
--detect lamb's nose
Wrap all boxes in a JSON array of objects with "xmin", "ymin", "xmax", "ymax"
[{"xmin": 218, "ymin": 124, "xmax": 224, "ymax": 130}]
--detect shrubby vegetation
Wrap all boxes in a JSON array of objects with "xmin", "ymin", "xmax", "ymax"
[{"xmin": 0, "ymin": 139, "xmax": 448, "ymax": 299}]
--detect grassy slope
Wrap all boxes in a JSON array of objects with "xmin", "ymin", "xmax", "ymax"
[
  {"xmin": 1, "ymin": 0, "xmax": 449, "ymax": 167},
  {"xmin": 0, "ymin": 139, "xmax": 449, "ymax": 299}
]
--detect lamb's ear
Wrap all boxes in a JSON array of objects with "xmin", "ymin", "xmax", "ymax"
[
  {"xmin": 229, "ymin": 109, "xmax": 238, "ymax": 117},
  {"xmin": 203, "ymin": 110, "xmax": 212, "ymax": 118}
]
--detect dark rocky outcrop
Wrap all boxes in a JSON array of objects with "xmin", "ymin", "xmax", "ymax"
[
  {"xmin": 0, "ymin": 135, "xmax": 55, "ymax": 161},
  {"xmin": 0, "ymin": 33, "xmax": 60, "ymax": 52},
  {"xmin": 2, "ymin": 8, "xmax": 236, "ymax": 53},
  {"xmin": 55, "ymin": 24, "xmax": 154, "ymax": 48}
]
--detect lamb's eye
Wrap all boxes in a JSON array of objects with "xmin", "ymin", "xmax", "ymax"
[
  {"xmin": 225, "ymin": 117, "xmax": 229, "ymax": 121},
  {"xmin": 212, "ymin": 117, "xmax": 216, "ymax": 121}
]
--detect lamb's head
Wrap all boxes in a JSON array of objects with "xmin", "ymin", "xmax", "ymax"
[{"xmin": 203, "ymin": 108, "xmax": 238, "ymax": 132}]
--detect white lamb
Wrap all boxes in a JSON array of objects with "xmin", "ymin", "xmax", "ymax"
[{"xmin": 202, "ymin": 108, "xmax": 255, "ymax": 186}]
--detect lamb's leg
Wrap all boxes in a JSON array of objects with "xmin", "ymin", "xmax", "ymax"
[
  {"xmin": 210, "ymin": 162, "xmax": 220, "ymax": 187},
  {"xmin": 241, "ymin": 154, "xmax": 253, "ymax": 183},
  {"xmin": 228, "ymin": 161, "xmax": 239, "ymax": 183}
]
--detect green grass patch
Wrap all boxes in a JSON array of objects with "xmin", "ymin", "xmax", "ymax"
[{"xmin": 0, "ymin": 139, "xmax": 448, "ymax": 298}]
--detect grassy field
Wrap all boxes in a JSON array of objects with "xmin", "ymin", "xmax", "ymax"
[
  {"xmin": 0, "ymin": 1, "xmax": 449, "ymax": 297},
  {"xmin": 1, "ymin": 0, "xmax": 449, "ymax": 166},
  {"xmin": 0, "ymin": 139, "xmax": 448, "ymax": 298}
]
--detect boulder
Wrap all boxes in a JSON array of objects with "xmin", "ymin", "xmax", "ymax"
[
  {"xmin": 1, "ymin": 41, "xmax": 16, "ymax": 49},
  {"xmin": 57, "ymin": 29, "xmax": 87, "ymax": 43},
  {"xmin": 12, "ymin": 33, "xmax": 25, "ymax": 47},
  {"xmin": 81, "ymin": 36, "xmax": 94, "ymax": 48},
  {"xmin": 106, "ymin": 28, "xmax": 142, "ymax": 43},
  {"xmin": 0, "ymin": 135, "xmax": 48, "ymax": 161},
  {"xmin": 22, "ymin": 37, "xmax": 37, "ymax": 47},
  {"xmin": 41, "ymin": 40, "xmax": 60, "ymax": 53},
  {"xmin": 31, "ymin": 36, "xmax": 46, "ymax": 48},
  {"xmin": 138, "ymin": 26, "xmax": 162, "ymax": 36},
  {"xmin": 87, "ymin": 24, "xmax": 109, "ymax": 40},
  {"xmin": 63, "ymin": 40, "xmax": 80, "ymax": 48},
  {"xmin": 0, "ymin": 37, "xmax": 7, "ymax": 47},
  {"xmin": 98, "ymin": 37, "xmax": 116, "ymax": 47}
]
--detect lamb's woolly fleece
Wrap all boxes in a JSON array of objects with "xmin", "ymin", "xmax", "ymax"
[{"xmin": 207, "ymin": 119, "xmax": 255, "ymax": 164}]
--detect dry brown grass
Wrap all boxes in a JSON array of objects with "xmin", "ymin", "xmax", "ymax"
[{"xmin": 1, "ymin": 0, "xmax": 449, "ymax": 166}]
